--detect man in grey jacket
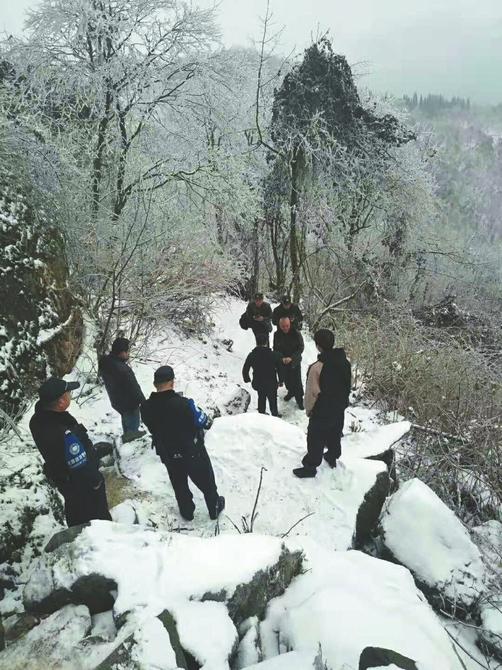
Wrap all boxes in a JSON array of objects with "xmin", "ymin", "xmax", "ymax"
[{"xmin": 293, "ymin": 329, "xmax": 351, "ymax": 478}]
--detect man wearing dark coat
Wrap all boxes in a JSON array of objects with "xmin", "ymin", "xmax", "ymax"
[
  {"xmin": 272, "ymin": 295, "xmax": 303, "ymax": 330},
  {"xmin": 141, "ymin": 365, "xmax": 225, "ymax": 522},
  {"xmin": 245, "ymin": 293, "xmax": 273, "ymax": 345},
  {"xmin": 29, "ymin": 377, "xmax": 112, "ymax": 526},
  {"xmin": 293, "ymin": 329, "xmax": 351, "ymax": 478},
  {"xmin": 273, "ymin": 317, "xmax": 304, "ymax": 409},
  {"xmin": 99, "ymin": 337, "xmax": 146, "ymax": 442},
  {"xmin": 242, "ymin": 333, "xmax": 283, "ymax": 417}
]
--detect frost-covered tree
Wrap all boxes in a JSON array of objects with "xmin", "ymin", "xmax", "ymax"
[
  {"xmin": 265, "ymin": 37, "xmax": 414, "ymax": 300},
  {"xmin": 1, "ymin": 0, "xmax": 251, "ymax": 348}
]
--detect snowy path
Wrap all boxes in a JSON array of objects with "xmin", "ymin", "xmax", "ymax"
[{"xmin": 48, "ymin": 296, "xmax": 408, "ymax": 549}]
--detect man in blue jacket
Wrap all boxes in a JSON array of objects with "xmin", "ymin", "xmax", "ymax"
[
  {"xmin": 141, "ymin": 366, "xmax": 225, "ymax": 522},
  {"xmin": 30, "ymin": 377, "xmax": 111, "ymax": 526},
  {"xmin": 99, "ymin": 337, "xmax": 146, "ymax": 442}
]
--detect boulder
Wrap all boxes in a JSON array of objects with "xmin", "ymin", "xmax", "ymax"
[
  {"xmin": 203, "ymin": 545, "xmax": 303, "ymax": 626},
  {"xmin": 344, "ymin": 421, "xmax": 411, "ymax": 483},
  {"xmin": 0, "ymin": 604, "xmax": 91, "ymax": 670},
  {"xmin": 0, "ymin": 161, "xmax": 83, "ymax": 417},
  {"xmin": 359, "ymin": 646, "xmax": 418, "ymax": 669},
  {"xmin": 378, "ymin": 478, "xmax": 486, "ymax": 615},
  {"xmin": 353, "ymin": 470, "xmax": 391, "ymax": 549},
  {"xmin": 23, "ymin": 522, "xmax": 302, "ymax": 667},
  {"xmin": 261, "ymin": 537, "xmax": 463, "ymax": 670},
  {"xmin": 44, "ymin": 523, "xmax": 89, "ymax": 553},
  {"xmin": 3, "ymin": 613, "xmax": 41, "ymax": 646},
  {"xmin": 95, "ymin": 615, "xmax": 180, "ymax": 670},
  {"xmin": 24, "ymin": 526, "xmax": 117, "ymax": 615}
]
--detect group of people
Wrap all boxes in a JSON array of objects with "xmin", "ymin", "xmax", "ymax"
[
  {"xmin": 241, "ymin": 293, "xmax": 351, "ymax": 478},
  {"xmin": 29, "ymin": 294, "xmax": 351, "ymax": 529}
]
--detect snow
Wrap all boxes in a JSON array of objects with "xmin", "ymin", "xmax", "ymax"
[
  {"xmin": 25, "ymin": 522, "xmax": 285, "ymax": 619},
  {"xmin": 244, "ymin": 651, "xmax": 317, "ymax": 668},
  {"xmin": 174, "ymin": 600, "xmax": 237, "ymax": 669},
  {"xmin": 261, "ymin": 537, "xmax": 461, "ymax": 670},
  {"xmin": 0, "ymin": 604, "xmax": 91, "ymax": 669},
  {"xmin": 380, "ymin": 478, "xmax": 486, "ymax": 607},
  {"xmin": 1, "ymin": 295, "xmax": 484, "ymax": 669}
]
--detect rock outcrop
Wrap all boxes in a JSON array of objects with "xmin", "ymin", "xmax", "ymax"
[
  {"xmin": 378, "ymin": 478, "xmax": 486, "ymax": 615},
  {"xmin": 0, "ymin": 160, "xmax": 83, "ymax": 418}
]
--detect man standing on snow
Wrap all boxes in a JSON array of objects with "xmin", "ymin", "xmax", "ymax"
[
  {"xmin": 30, "ymin": 377, "xmax": 112, "ymax": 526},
  {"xmin": 272, "ymin": 295, "xmax": 303, "ymax": 331},
  {"xmin": 293, "ymin": 329, "xmax": 351, "ymax": 478},
  {"xmin": 99, "ymin": 337, "xmax": 146, "ymax": 443},
  {"xmin": 242, "ymin": 332, "xmax": 283, "ymax": 417},
  {"xmin": 141, "ymin": 365, "xmax": 225, "ymax": 522},
  {"xmin": 273, "ymin": 316, "xmax": 304, "ymax": 409},
  {"xmin": 245, "ymin": 293, "xmax": 273, "ymax": 345}
]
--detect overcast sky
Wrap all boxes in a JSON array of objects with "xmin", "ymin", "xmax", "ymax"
[{"xmin": 3, "ymin": 0, "xmax": 502, "ymax": 104}]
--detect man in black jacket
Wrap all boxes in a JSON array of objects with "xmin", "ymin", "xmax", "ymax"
[
  {"xmin": 141, "ymin": 366, "xmax": 225, "ymax": 522},
  {"xmin": 99, "ymin": 337, "xmax": 146, "ymax": 443},
  {"xmin": 273, "ymin": 317, "xmax": 304, "ymax": 409},
  {"xmin": 272, "ymin": 295, "xmax": 303, "ymax": 330},
  {"xmin": 293, "ymin": 329, "xmax": 351, "ymax": 478},
  {"xmin": 242, "ymin": 333, "xmax": 283, "ymax": 417},
  {"xmin": 29, "ymin": 377, "xmax": 112, "ymax": 526},
  {"xmin": 245, "ymin": 293, "xmax": 273, "ymax": 345}
]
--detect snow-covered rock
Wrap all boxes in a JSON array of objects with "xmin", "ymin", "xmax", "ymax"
[
  {"xmin": 344, "ymin": 420, "xmax": 410, "ymax": 468},
  {"xmin": 244, "ymin": 650, "xmax": 317, "ymax": 668},
  {"xmin": 23, "ymin": 522, "xmax": 302, "ymax": 666},
  {"xmin": 358, "ymin": 646, "xmax": 418, "ymax": 669},
  {"xmin": 379, "ymin": 478, "xmax": 486, "ymax": 613},
  {"xmin": 0, "ymin": 604, "xmax": 91, "ymax": 669},
  {"xmin": 478, "ymin": 601, "xmax": 502, "ymax": 661},
  {"xmin": 261, "ymin": 537, "xmax": 462, "ymax": 670}
]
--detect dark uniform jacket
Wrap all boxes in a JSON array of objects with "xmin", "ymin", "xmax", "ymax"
[
  {"xmin": 141, "ymin": 390, "xmax": 212, "ymax": 461},
  {"xmin": 272, "ymin": 303, "xmax": 303, "ymax": 328},
  {"xmin": 273, "ymin": 329, "xmax": 304, "ymax": 368},
  {"xmin": 306, "ymin": 348, "xmax": 351, "ymax": 418},
  {"xmin": 242, "ymin": 347, "xmax": 283, "ymax": 391},
  {"xmin": 99, "ymin": 353, "xmax": 145, "ymax": 414},
  {"xmin": 29, "ymin": 402, "xmax": 102, "ymax": 490},
  {"xmin": 245, "ymin": 301, "xmax": 272, "ymax": 333}
]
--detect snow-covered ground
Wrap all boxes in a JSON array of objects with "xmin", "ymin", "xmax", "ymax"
[{"xmin": 1, "ymin": 296, "xmax": 499, "ymax": 669}]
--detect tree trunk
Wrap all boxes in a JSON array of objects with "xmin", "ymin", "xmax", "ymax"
[{"xmin": 289, "ymin": 152, "xmax": 300, "ymax": 302}]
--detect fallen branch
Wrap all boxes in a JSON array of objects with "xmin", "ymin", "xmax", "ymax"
[{"xmin": 281, "ymin": 512, "xmax": 315, "ymax": 538}]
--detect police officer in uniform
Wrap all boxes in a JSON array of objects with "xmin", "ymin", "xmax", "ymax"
[
  {"xmin": 141, "ymin": 366, "xmax": 225, "ymax": 522},
  {"xmin": 29, "ymin": 377, "xmax": 111, "ymax": 526}
]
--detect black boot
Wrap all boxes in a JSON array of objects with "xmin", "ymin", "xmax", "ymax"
[
  {"xmin": 323, "ymin": 452, "xmax": 337, "ymax": 468},
  {"xmin": 293, "ymin": 466, "xmax": 316, "ymax": 478},
  {"xmin": 209, "ymin": 496, "xmax": 225, "ymax": 520},
  {"xmin": 283, "ymin": 392, "xmax": 294, "ymax": 401},
  {"xmin": 296, "ymin": 398, "xmax": 304, "ymax": 410}
]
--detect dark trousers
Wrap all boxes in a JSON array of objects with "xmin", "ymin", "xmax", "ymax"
[
  {"xmin": 302, "ymin": 411, "xmax": 345, "ymax": 471},
  {"xmin": 165, "ymin": 446, "xmax": 219, "ymax": 518},
  {"xmin": 282, "ymin": 364, "xmax": 303, "ymax": 402},
  {"xmin": 63, "ymin": 477, "xmax": 112, "ymax": 527},
  {"xmin": 121, "ymin": 407, "xmax": 141, "ymax": 433},
  {"xmin": 257, "ymin": 387, "xmax": 279, "ymax": 416}
]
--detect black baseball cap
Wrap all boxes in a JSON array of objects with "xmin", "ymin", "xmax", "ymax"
[
  {"xmin": 38, "ymin": 377, "xmax": 80, "ymax": 403},
  {"xmin": 154, "ymin": 365, "xmax": 175, "ymax": 383},
  {"xmin": 281, "ymin": 294, "xmax": 291, "ymax": 303}
]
